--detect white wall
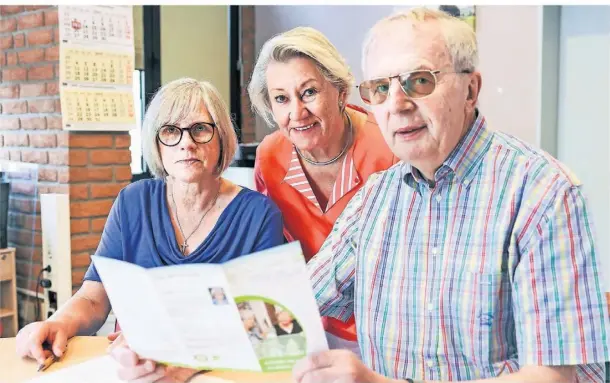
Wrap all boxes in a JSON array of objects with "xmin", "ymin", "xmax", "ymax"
[{"xmin": 557, "ymin": 5, "xmax": 610, "ymax": 290}]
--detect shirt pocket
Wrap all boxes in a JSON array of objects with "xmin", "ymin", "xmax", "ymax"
[{"xmin": 442, "ymin": 270, "xmax": 510, "ymax": 368}]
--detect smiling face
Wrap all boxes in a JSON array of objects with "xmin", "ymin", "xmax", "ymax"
[
  {"xmin": 266, "ymin": 56, "xmax": 345, "ymax": 154},
  {"xmin": 158, "ymin": 103, "xmax": 221, "ymax": 183},
  {"xmin": 364, "ymin": 20, "xmax": 480, "ymax": 178}
]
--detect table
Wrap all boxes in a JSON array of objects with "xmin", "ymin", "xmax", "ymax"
[{"xmin": 0, "ymin": 336, "xmax": 293, "ymax": 383}]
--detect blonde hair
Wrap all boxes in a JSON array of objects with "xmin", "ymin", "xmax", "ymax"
[
  {"xmin": 142, "ymin": 78, "xmax": 238, "ymax": 179},
  {"xmin": 362, "ymin": 7, "xmax": 478, "ymax": 76},
  {"xmin": 248, "ymin": 26, "xmax": 354, "ymax": 128}
]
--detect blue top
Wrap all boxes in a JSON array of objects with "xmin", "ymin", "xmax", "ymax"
[{"xmin": 84, "ymin": 179, "xmax": 284, "ymax": 282}]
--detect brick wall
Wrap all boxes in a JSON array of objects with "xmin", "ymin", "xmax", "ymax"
[
  {"xmin": 0, "ymin": 5, "xmax": 131, "ymax": 325},
  {"xmin": 239, "ymin": 6, "xmax": 256, "ymax": 143}
]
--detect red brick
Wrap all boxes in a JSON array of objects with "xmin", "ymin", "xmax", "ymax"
[
  {"xmin": 0, "ymin": 150, "xmax": 9, "ymax": 160},
  {"xmin": 57, "ymin": 167, "xmax": 69, "ymax": 183},
  {"xmin": 28, "ymin": 65, "xmax": 54, "ymax": 81},
  {"xmin": 39, "ymin": 184, "xmax": 68, "ymax": 194},
  {"xmin": 2, "ymin": 67, "xmax": 26, "ymax": 81},
  {"xmin": 90, "ymin": 183, "xmax": 127, "ymax": 199},
  {"xmin": 72, "ymin": 269, "xmax": 87, "ymax": 286},
  {"xmin": 56, "ymin": 132, "xmax": 69, "ymax": 147},
  {"xmin": 90, "ymin": 217, "xmax": 107, "ymax": 233},
  {"xmin": 46, "ymin": 81, "xmax": 58, "ymax": 95},
  {"xmin": 0, "ymin": 117, "xmax": 20, "ymax": 131},
  {"xmin": 28, "ymin": 98, "xmax": 55, "ymax": 113},
  {"xmin": 21, "ymin": 150, "xmax": 47, "ymax": 164},
  {"xmin": 0, "ymin": 134, "xmax": 3, "ymax": 146},
  {"xmin": 53, "ymin": 28, "xmax": 59, "ymax": 43},
  {"xmin": 55, "ymin": 99, "xmax": 61, "ymax": 112},
  {"xmin": 0, "ymin": 85, "xmax": 19, "ymax": 99},
  {"xmin": 70, "ymin": 200, "xmax": 113, "ymax": 219},
  {"xmin": 18, "ymin": 48, "xmax": 44, "ymax": 64},
  {"xmin": 24, "ymin": 6, "xmax": 50, "ymax": 11},
  {"xmin": 6, "ymin": 52, "xmax": 17, "ymax": 66},
  {"xmin": 0, "ymin": 35, "xmax": 12, "ymax": 50},
  {"xmin": 70, "ymin": 218, "xmax": 90, "ymax": 234},
  {"xmin": 18, "ymin": 12, "xmax": 44, "ymax": 30},
  {"xmin": 0, "ymin": 6, "xmax": 24, "ymax": 15},
  {"xmin": 69, "ymin": 134, "xmax": 113, "ymax": 148},
  {"xmin": 69, "ymin": 185, "xmax": 89, "ymax": 200},
  {"xmin": 0, "ymin": 54, "xmax": 5, "ymax": 67},
  {"xmin": 38, "ymin": 168, "xmax": 57, "ymax": 182},
  {"xmin": 115, "ymin": 167, "xmax": 132, "ymax": 181},
  {"xmin": 48, "ymin": 150, "xmax": 68, "ymax": 165},
  {"xmin": 20, "ymin": 83, "xmax": 46, "ymax": 98},
  {"xmin": 2, "ymin": 132, "xmax": 28, "ymax": 146},
  {"xmin": 44, "ymin": 9, "xmax": 58, "ymax": 26},
  {"xmin": 8, "ymin": 149, "xmax": 20, "ymax": 161},
  {"xmin": 44, "ymin": 46, "xmax": 58, "ymax": 61},
  {"xmin": 69, "ymin": 167, "xmax": 113, "ymax": 182},
  {"xmin": 69, "ymin": 150, "xmax": 88, "ymax": 166},
  {"xmin": 46, "ymin": 116, "xmax": 62, "ymax": 130},
  {"xmin": 72, "ymin": 252, "xmax": 92, "ymax": 268},
  {"xmin": 2, "ymin": 100, "xmax": 27, "ymax": 114},
  {"xmin": 0, "ymin": 18, "xmax": 17, "ymax": 33},
  {"xmin": 90, "ymin": 149, "xmax": 131, "ymax": 165},
  {"xmin": 30, "ymin": 134, "xmax": 56, "ymax": 148},
  {"xmin": 14, "ymin": 33, "xmax": 24, "ymax": 48},
  {"xmin": 114, "ymin": 134, "xmax": 131, "ymax": 148},
  {"xmin": 27, "ymin": 28, "xmax": 53, "ymax": 46},
  {"xmin": 20, "ymin": 117, "xmax": 46, "ymax": 130}
]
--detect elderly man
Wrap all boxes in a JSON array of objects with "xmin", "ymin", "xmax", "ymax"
[{"xmin": 294, "ymin": 7, "xmax": 610, "ymax": 383}]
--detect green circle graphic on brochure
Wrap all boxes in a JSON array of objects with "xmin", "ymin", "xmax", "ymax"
[{"xmin": 234, "ymin": 295, "xmax": 307, "ymax": 372}]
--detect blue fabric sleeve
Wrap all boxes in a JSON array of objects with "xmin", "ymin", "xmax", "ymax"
[
  {"xmin": 252, "ymin": 205, "xmax": 285, "ymax": 252},
  {"xmin": 83, "ymin": 189, "xmax": 124, "ymax": 282}
]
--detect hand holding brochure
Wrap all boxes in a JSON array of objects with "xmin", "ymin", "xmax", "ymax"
[{"xmin": 91, "ymin": 242, "xmax": 328, "ymax": 372}]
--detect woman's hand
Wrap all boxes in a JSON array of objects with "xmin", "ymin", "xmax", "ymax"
[
  {"xmin": 16, "ymin": 320, "xmax": 70, "ymax": 364},
  {"xmin": 107, "ymin": 332, "xmax": 200, "ymax": 382}
]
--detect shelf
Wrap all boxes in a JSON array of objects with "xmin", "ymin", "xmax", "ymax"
[
  {"xmin": 0, "ymin": 308, "xmax": 14, "ymax": 318},
  {"xmin": 0, "ymin": 277, "xmax": 12, "ymax": 283}
]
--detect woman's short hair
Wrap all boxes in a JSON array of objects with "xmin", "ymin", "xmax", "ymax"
[
  {"xmin": 248, "ymin": 26, "xmax": 354, "ymax": 128},
  {"xmin": 142, "ymin": 78, "xmax": 238, "ymax": 179}
]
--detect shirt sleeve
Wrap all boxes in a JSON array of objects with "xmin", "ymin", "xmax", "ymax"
[
  {"xmin": 251, "ymin": 200, "xmax": 285, "ymax": 252},
  {"xmin": 83, "ymin": 190, "xmax": 124, "ymax": 282},
  {"xmin": 307, "ymin": 184, "xmax": 367, "ymax": 322},
  {"xmin": 254, "ymin": 156, "xmax": 268, "ymax": 196},
  {"xmin": 513, "ymin": 184, "xmax": 610, "ymax": 366}
]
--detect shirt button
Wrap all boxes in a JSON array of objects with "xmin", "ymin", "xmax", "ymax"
[
  {"xmin": 427, "ymin": 360, "xmax": 434, "ymax": 368},
  {"xmin": 427, "ymin": 304, "xmax": 434, "ymax": 312},
  {"xmin": 432, "ymin": 247, "xmax": 438, "ymax": 256},
  {"xmin": 354, "ymin": 178, "xmax": 359, "ymax": 183},
  {"xmin": 435, "ymin": 195, "xmax": 442, "ymax": 202}
]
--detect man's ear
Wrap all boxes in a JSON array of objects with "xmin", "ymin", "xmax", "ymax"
[{"xmin": 466, "ymin": 72, "xmax": 482, "ymax": 106}]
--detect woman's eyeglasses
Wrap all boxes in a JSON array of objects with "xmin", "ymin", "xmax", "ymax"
[
  {"xmin": 157, "ymin": 122, "xmax": 216, "ymax": 147},
  {"xmin": 357, "ymin": 69, "xmax": 472, "ymax": 105}
]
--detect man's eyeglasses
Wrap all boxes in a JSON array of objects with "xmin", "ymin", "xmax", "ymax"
[
  {"xmin": 357, "ymin": 69, "xmax": 472, "ymax": 105},
  {"xmin": 157, "ymin": 122, "xmax": 216, "ymax": 147}
]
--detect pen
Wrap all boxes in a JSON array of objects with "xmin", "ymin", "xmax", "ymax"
[{"xmin": 37, "ymin": 342, "xmax": 66, "ymax": 372}]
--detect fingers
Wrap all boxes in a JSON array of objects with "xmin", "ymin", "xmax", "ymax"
[
  {"xmin": 110, "ymin": 344, "xmax": 141, "ymax": 368},
  {"xmin": 29, "ymin": 326, "xmax": 51, "ymax": 364},
  {"xmin": 293, "ymin": 351, "xmax": 334, "ymax": 383},
  {"xmin": 50, "ymin": 327, "xmax": 68, "ymax": 358},
  {"xmin": 107, "ymin": 331, "xmax": 121, "ymax": 342},
  {"xmin": 116, "ymin": 360, "xmax": 164, "ymax": 382}
]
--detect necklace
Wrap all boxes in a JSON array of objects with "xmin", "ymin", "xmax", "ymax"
[
  {"xmin": 295, "ymin": 111, "xmax": 353, "ymax": 166},
  {"xmin": 170, "ymin": 181, "xmax": 221, "ymax": 255}
]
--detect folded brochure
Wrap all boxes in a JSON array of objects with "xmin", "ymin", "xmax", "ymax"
[{"xmin": 91, "ymin": 241, "xmax": 329, "ymax": 372}]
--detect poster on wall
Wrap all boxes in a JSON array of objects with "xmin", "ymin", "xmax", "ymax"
[
  {"xmin": 58, "ymin": 6, "xmax": 136, "ymax": 131},
  {"xmin": 393, "ymin": 5, "xmax": 476, "ymax": 30}
]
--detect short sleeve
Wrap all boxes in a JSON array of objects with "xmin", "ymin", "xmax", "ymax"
[
  {"xmin": 513, "ymin": 184, "xmax": 610, "ymax": 366},
  {"xmin": 83, "ymin": 190, "xmax": 125, "ymax": 282},
  {"xmin": 252, "ymin": 200, "xmax": 285, "ymax": 252},
  {"xmin": 307, "ymin": 184, "xmax": 366, "ymax": 322}
]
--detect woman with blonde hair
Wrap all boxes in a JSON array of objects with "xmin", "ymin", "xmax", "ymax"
[
  {"xmin": 248, "ymin": 27, "xmax": 398, "ymax": 356},
  {"xmin": 16, "ymin": 78, "xmax": 284, "ymax": 382}
]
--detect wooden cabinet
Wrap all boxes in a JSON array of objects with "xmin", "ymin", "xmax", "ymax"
[{"xmin": 0, "ymin": 248, "xmax": 17, "ymax": 337}]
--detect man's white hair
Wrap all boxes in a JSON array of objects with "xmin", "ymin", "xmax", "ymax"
[{"xmin": 361, "ymin": 7, "xmax": 478, "ymax": 77}]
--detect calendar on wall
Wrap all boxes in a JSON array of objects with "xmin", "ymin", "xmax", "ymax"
[{"xmin": 58, "ymin": 6, "xmax": 136, "ymax": 131}]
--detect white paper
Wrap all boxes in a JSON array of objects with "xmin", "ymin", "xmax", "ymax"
[
  {"xmin": 91, "ymin": 242, "xmax": 328, "ymax": 373},
  {"xmin": 24, "ymin": 356, "xmax": 122, "ymax": 383}
]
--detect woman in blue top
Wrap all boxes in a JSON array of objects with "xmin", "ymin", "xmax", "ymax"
[{"xmin": 15, "ymin": 78, "xmax": 284, "ymax": 382}]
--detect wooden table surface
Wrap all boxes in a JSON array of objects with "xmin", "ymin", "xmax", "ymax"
[{"xmin": 0, "ymin": 336, "xmax": 294, "ymax": 383}]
